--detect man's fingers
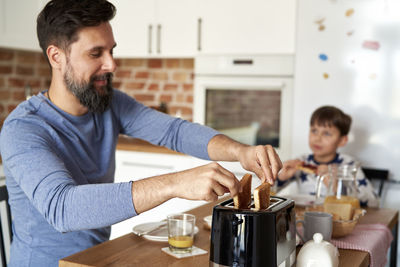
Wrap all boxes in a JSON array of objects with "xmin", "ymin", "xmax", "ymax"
[
  {"xmin": 213, "ymin": 164, "xmax": 241, "ymax": 196},
  {"xmin": 212, "ymin": 182, "xmax": 229, "ymax": 197},
  {"xmin": 252, "ymin": 145, "xmax": 282, "ymax": 184},
  {"xmin": 253, "ymin": 164, "xmax": 268, "ymax": 184},
  {"xmin": 205, "ymin": 192, "xmax": 218, "ymax": 202},
  {"xmin": 256, "ymin": 147, "xmax": 274, "ymax": 184},
  {"xmin": 267, "ymin": 146, "xmax": 282, "ymax": 179}
]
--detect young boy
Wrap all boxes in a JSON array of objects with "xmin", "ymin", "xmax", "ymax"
[{"xmin": 277, "ymin": 106, "xmax": 379, "ymax": 207}]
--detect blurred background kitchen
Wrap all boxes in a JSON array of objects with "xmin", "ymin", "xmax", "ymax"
[{"xmin": 0, "ymin": 0, "xmax": 399, "ymax": 265}]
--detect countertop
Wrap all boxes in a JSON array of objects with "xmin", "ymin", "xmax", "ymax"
[
  {"xmin": 59, "ymin": 199, "xmax": 399, "ymax": 267},
  {"xmin": 116, "ymin": 136, "xmax": 183, "ymax": 155}
]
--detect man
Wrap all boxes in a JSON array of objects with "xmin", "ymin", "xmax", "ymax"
[{"xmin": 0, "ymin": 0, "xmax": 282, "ymax": 266}]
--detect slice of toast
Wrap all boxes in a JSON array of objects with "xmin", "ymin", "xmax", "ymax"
[
  {"xmin": 324, "ymin": 202, "xmax": 353, "ymax": 221},
  {"xmin": 297, "ymin": 162, "xmax": 318, "ymax": 174},
  {"xmin": 233, "ymin": 173, "xmax": 252, "ymax": 209},
  {"xmin": 254, "ymin": 183, "xmax": 271, "ymax": 210}
]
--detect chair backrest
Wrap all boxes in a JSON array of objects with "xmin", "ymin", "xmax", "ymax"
[
  {"xmin": 0, "ymin": 185, "xmax": 12, "ymax": 267},
  {"xmin": 361, "ymin": 167, "xmax": 389, "ymax": 197}
]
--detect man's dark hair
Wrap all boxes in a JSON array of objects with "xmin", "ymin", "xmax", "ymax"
[
  {"xmin": 37, "ymin": 0, "xmax": 116, "ymax": 64},
  {"xmin": 310, "ymin": 106, "xmax": 352, "ymax": 136}
]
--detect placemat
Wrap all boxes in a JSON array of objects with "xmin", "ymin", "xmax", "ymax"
[{"xmin": 331, "ymin": 224, "xmax": 393, "ymax": 267}]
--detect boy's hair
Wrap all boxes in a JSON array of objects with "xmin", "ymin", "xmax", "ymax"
[
  {"xmin": 310, "ymin": 106, "xmax": 352, "ymax": 136},
  {"xmin": 37, "ymin": 0, "xmax": 116, "ymax": 64}
]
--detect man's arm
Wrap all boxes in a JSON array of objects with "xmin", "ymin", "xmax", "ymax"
[
  {"xmin": 207, "ymin": 134, "xmax": 282, "ymax": 184},
  {"xmin": 131, "ymin": 134, "xmax": 283, "ymax": 214},
  {"xmin": 131, "ymin": 162, "xmax": 240, "ymax": 214}
]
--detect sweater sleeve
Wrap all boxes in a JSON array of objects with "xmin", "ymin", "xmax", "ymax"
[
  {"xmin": 0, "ymin": 119, "xmax": 136, "ymax": 232},
  {"xmin": 356, "ymin": 169, "xmax": 380, "ymax": 207},
  {"xmin": 112, "ymin": 90, "xmax": 220, "ymax": 160}
]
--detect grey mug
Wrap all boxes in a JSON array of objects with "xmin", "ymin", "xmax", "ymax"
[{"xmin": 297, "ymin": 211, "xmax": 333, "ymax": 243}]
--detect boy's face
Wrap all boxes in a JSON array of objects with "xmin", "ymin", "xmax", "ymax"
[{"xmin": 308, "ymin": 123, "xmax": 348, "ymax": 162}]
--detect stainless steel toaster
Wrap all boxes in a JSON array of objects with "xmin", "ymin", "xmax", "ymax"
[{"xmin": 209, "ymin": 196, "xmax": 296, "ymax": 267}]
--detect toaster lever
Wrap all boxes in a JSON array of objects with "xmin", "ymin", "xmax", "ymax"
[
  {"xmin": 232, "ymin": 218, "xmax": 243, "ymax": 226},
  {"xmin": 231, "ymin": 216, "xmax": 244, "ymax": 236}
]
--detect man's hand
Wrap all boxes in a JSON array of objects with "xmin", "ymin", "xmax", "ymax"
[
  {"xmin": 207, "ymin": 134, "xmax": 282, "ymax": 185},
  {"xmin": 173, "ymin": 162, "xmax": 240, "ymax": 202},
  {"xmin": 237, "ymin": 145, "xmax": 282, "ymax": 184}
]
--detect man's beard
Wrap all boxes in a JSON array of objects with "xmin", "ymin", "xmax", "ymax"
[{"xmin": 64, "ymin": 63, "xmax": 113, "ymax": 113}]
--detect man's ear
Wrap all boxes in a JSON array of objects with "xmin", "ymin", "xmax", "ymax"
[
  {"xmin": 47, "ymin": 45, "xmax": 64, "ymax": 70},
  {"xmin": 338, "ymin": 135, "xmax": 348, "ymax": 147}
]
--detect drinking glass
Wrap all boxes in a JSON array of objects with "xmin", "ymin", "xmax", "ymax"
[{"xmin": 167, "ymin": 214, "xmax": 196, "ymax": 253}]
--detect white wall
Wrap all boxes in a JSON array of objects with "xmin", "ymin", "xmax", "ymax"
[{"xmin": 292, "ymin": 0, "xmax": 400, "ymax": 181}]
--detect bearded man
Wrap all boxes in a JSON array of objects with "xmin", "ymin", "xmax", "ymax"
[{"xmin": 0, "ymin": 0, "xmax": 282, "ymax": 266}]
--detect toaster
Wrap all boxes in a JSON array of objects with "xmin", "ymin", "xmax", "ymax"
[{"xmin": 209, "ymin": 196, "xmax": 296, "ymax": 267}]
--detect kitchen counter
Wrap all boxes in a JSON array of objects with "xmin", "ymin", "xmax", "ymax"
[
  {"xmin": 59, "ymin": 200, "xmax": 399, "ymax": 267},
  {"xmin": 116, "ymin": 136, "xmax": 183, "ymax": 155}
]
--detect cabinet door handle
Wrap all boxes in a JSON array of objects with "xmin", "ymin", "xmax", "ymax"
[
  {"xmin": 197, "ymin": 18, "xmax": 202, "ymax": 51},
  {"xmin": 157, "ymin": 24, "xmax": 161, "ymax": 54},
  {"xmin": 148, "ymin": 24, "xmax": 153, "ymax": 54}
]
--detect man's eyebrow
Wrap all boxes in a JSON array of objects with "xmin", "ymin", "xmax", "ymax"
[{"xmin": 89, "ymin": 43, "xmax": 117, "ymax": 51}]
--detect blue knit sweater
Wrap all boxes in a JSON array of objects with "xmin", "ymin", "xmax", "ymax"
[{"xmin": 0, "ymin": 89, "xmax": 218, "ymax": 266}]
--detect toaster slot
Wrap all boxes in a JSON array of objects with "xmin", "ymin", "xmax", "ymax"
[
  {"xmin": 249, "ymin": 197, "xmax": 282, "ymax": 211},
  {"xmin": 222, "ymin": 196, "xmax": 284, "ymax": 211}
]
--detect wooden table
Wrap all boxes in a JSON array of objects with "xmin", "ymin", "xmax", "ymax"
[{"xmin": 59, "ymin": 200, "xmax": 398, "ymax": 267}]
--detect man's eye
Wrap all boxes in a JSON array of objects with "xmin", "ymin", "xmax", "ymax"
[{"xmin": 90, "ymin": 53, "xmax": 101, "ymax": 58}]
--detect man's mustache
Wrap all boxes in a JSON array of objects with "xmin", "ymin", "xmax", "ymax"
[{"xmin": 92, "ymin": 73, "xmax": 113, "ymax": 82}]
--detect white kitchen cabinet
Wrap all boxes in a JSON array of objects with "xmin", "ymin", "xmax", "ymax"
[
  {"xmin": 155, "ymin": 0, "xmax": 199, "ymax": 57},
  {"xmin": 111, "ymin": 150, "xmax": 206, "ymax": 239},
  {"xmin": 0, "ymin": 0, "xmax": 47, "ymax": 51},
  {"xmin": 197, "ymin": 0, "xmax": 296, "ymax": 54},
  {"xmin": 109, "ymin": 1, "xmax": 155, "ymax": 58},
  {"xmin": 110, "ymin": 0, "xmax": 199, "ymax": 58},
  {"xmin": 114, "ymin": 150, "xmax": 193, "ymax": 181}
]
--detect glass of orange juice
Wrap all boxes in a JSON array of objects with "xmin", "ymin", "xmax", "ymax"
[{"xmin": 167, "ymin": 213, "xmax": 196, "ymax": 253}]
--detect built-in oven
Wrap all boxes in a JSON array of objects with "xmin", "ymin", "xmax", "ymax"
[{"xmin": 193, "ymin": 54, "xmax": 294, "ymax": 160}]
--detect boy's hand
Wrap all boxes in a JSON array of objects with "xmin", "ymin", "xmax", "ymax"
[{"xmin": 278, "ymin": 159, "xmax": 303, "ymax": 181}]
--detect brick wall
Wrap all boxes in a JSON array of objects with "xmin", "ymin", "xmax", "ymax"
[
  {"xmin": 0, "ymin": 47, "xmax": 194, "ymax": 128},
  {"xmin": 114, "ymin": 58, "xmax": 194, "ymax": 121},
  {"xmin": 0, "ymin": 48, "xmax": 51, "ymax": 127}
]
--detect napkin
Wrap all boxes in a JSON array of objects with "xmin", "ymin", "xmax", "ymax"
[
  {"xmin": 331, "ymin": 224, "xmax": 393, "ymax": 267},
  {"xmin": 161, "ymin": 246, "xmax": 208, "ymax": 259}
]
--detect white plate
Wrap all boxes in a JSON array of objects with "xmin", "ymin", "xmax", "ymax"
[
  {"xmin": 132, "ymin": 222, "xmax": 199, "ymax": 242},
  {"xmin": 203, "ymin": 215, "xmax": 212, "ymax": 228}
]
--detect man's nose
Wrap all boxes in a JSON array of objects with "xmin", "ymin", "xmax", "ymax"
[{"xmin": 102, "ymin": 53, "xmax": 116, "ymax": 73}]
